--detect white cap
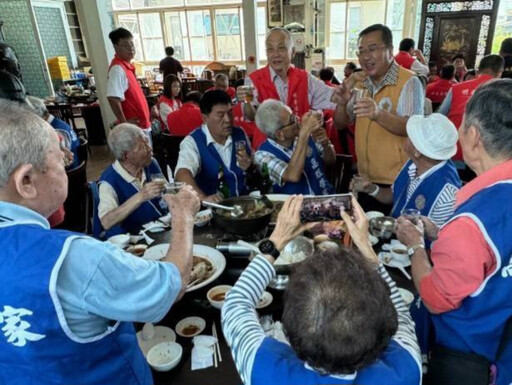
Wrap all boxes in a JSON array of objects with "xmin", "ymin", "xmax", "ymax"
[{"xmin": 406, "ymin": 113, "xmax": 458, "ymax": 160}]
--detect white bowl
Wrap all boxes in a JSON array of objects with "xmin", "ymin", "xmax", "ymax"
[
  {"xmin": 147, "ymin": 341, "xmax": 182, "ymax": 372},
  {"xmin": 256, "ymin": 291, "xmax": 273, "ymax": 309},
  {"xmin": 207, "ymin": 285, "xmax": 232, "ymax": 310},
  {"xmin": 107, "ymin": 234, "xmax": 130, "ymax": 249},
  {"xmin": 390, "ymin": 244, "xmax": 409, "ymax": 265},
  {"xmin": 369, "ymin": 235, "xmax": 379, "ymax": 246},
  {"xmin": 195, "ymin": 209, "xmax": 212, "ymax": 227},
  {"xmin": 175, "ymin": 316, "xmax": 206, "ymax": 337}
]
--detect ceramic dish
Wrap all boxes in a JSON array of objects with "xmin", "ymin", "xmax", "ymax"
[
  {"xmin": 147, "ymin": 341, "xmax": 182, "ymax": 371},
  {"xmin": 378, "ymin": 251, "xmax": 412, "ymax": 268},
  {"xmin": 175, "ymin": 316, "xmax": 206, "ymax": 338},
  {"xmin": 136, "ymin": 325, "xmax": 176, "ymax": 357},
  {"xmin": 398, "ymin": 288, "xmax": 415, "ymax": 306},
  {"xmin": 256, "ymin": 291, "xmax": 273, "ymax": 309}
]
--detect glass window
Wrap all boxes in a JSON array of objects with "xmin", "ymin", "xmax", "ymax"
[
  {"xmin": 139, "ymin": 13, "xmax": 164, "ymax": 61},
  {"xmin": 493, "ymin": 0, "xmax": 512, "ymax": 53},
  {"xmin": 164, "ymin": 11, "xmax": 190, "ymax": 60},
  {"xmin": 387, "ymin": 0, "xmax": 405, "ymax": 52},
  {"xmin": 215, "ymin": 8, "xmax": 242, "ymax": 61},
  {"xmin": 257, "ymin": 6, "xmax": 267, "ymax": 62},
  {"xmin": 117, "ymin": 14, "xmax": 144, "ymax": 61},
  {"xmin": 347, "ymin": 6, "xmax": 361, "ymax": 58},
  {"xmin": 112, "ymin": 0, "xmax": 130, "ymax": 10},
  {"xmin": 187, "ymin": 10, "xmax": 214, "ymax": 60},
  {"xmin": 327, "ymin": 2, "xmax": 346, "ymax": 60}
]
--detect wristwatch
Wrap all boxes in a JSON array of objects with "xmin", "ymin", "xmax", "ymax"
[
  {"xmin": 407, "ymin": 243, "xmax": 425, "ymax": 257},
  {"xmin": 258, "ymin": 239, "xmax": 280, "ymax": 259}
]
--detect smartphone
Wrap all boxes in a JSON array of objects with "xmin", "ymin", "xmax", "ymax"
[{"xmin": 300, "ymin": 194, "xmax": 353, "ymax": 222}]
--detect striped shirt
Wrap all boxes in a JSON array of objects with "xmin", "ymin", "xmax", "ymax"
[
  {"xmin": 254, "ymin": 138, "xmax": 326, "ymax": 187},
  {"xmin": 347, "ymin": 62, "xmax": 425, "ymax": 121},
  {"xmin": 221, "ymin": 255, "xmax": 421, "ymax": 385},
  {"xmin": 393, "ymin": 161, "xmax": 459, "ymax": 226}
]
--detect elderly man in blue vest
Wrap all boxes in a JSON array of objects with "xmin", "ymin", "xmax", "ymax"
[
  {"xmin": 0, "ymin": 100, "xmax": 200, "ymax": 384},
  {"xmin": 254, "ymin": 99, "xmax": 336, "ymax": 195},
  {"xmin": 175, "ymin": 90, "xmax": 254, "ymax": 202},
  {"xmin": 351, "ymin": 113, "xmax": 461, "ymax": 228},
  {"xmin": 396, "ymin": 79, "xmax": 512, "ymax": 385},
  {"xmin": 99, "ymin": 123, "xmax": 169, "ymax": 237}
]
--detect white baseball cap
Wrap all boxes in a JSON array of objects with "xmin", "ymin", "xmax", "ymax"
[{"xmin": 406, "ymin": 113, "xmax": 458, "ymax": 160}]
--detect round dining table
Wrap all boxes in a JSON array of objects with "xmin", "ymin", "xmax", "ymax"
[{"xmin": 136, "ymin": 219, "xmax": 416, "ymax": 385}]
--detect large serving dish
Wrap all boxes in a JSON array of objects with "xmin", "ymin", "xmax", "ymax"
[
  {"xmin": 143, "ymin": 244, "xmax": 226, "ymax": 292},
  {"xmin": 212, "ymin": 196, "xmax": 274, "ymax": 236}
]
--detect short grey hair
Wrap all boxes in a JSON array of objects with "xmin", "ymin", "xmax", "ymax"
[
  {"xmin": 463, "ymin": 79, "xmax": 512, "ymax": 159},
  {"xmin": 26, "ymin": 96, "xmax": 48, "ymax": 118},
  {"xmin": 265, "ymin": 27, "xmax": 294, "ymax": 50},
  {"xmin": 255, "ymin": 99, "xmax": 288, "ymax": 139},
  {"xmin": 108, "ymin": 123, "xmax": 145, "ymax": 161},
  {"xmin": 215, "ymin": 73, "xmax": 229, "ymax": 83},
  {"xmin": 0, "ymin": 100, "xmax": 52, "ymax": 187}
]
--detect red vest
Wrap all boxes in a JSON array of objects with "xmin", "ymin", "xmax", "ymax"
[
  {"xmin": 232, "ymin": 103, "xmax": 257, "ymax": 144},
  {"xmin": 109, "ymin": 56, "xmax": 150, "ymax": 129},
  {"xmin": 426, "ymin": 78, "xmax": 456, "ymax": 104},
  {"xmin": 249, "ymin": 65, "xmax": 310, "ymax": 149},
  {"xmin": 394, "ymin": 51, "xmax": 415, "ymax": 70},
  {"xmin": 158, "ymin": 95, "xmax": 182, "ymax": 130},
  {"xmin": 448, "ymin": 74, "xmax": 494, "ymax": 160}
]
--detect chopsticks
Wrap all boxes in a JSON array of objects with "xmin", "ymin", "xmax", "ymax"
[{"xmin": 212, "ymin": 321, "xmax": 222, "ymax": 367}]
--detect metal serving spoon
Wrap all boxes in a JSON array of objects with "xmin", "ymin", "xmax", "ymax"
[{"xmin": 202, "ymin": 201, "xmax": 244, "ymax": 218}]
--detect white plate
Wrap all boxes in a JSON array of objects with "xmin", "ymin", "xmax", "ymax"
[
  {"xmin": 143, "ymin": 244, "xmax": 226, "ymax": 292},
  {"xmin": 266, "ymin": 194, "xmax": 290, "ymax": 202},
  {"xmin": 159, "ymin": 210, "xmax": 212, "ymax": 227},
  {"xmin": 398, "ymin": 288, "xmax": 415, "ymax": 306},
  {"xmin": 378, "ymin": 251, "xmax": 411, "ymax": 268},
  {"xmin": 175, "ymin": 316, "xmax": 206, "ymax": 337},
  {"xmin": 369, "ymin": 235, "xmax": 379, "ymax": 246},
  {"xmin": 256, "ymin": 291, "xmax": 273, "ymax": 309},
  {"xmin": 143, "ymin": 244, "xmax": 169, "ymax": 261},
  {"xmin": 366, "ymin": 211, "xmax": 385, "ymax": 220},
  {"xmin": 142, "ymin": 221, "xmax": 166, "ymax": 233},
  {"xmin": 187, "ymin": 245, "xmax": 226, "ymax": 292},
  {"xmin": 136, "ymin": 325, "xmax": 176, "ymax": 357}
]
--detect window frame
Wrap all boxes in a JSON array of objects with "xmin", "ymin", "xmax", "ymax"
[{"xmin": 113, "ymin": 1, "xmax": 267, "ymax": 69}]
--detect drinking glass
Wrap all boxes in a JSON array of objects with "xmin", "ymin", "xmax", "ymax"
[
  {"xmin": 400, "ymin": 208, "xmax": 421, "ymax": 225},
  {"xmin": 353, "ymin": 88, "xmax": 369, "ymax": 103},
  {"xmin": 164, "ymin": 182, "xmax": 185, "ymax": 195},
  {"xmin": 241, "ymin": 85, "xmax": 254, "ymax": 103}
]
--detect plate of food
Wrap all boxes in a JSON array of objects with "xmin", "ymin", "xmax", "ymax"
[
  {"xmin": 143, "ymin": 244, "xmax": 226, "ymax": 292},
  {"xmin": 266, "ymin": 194, "xmax": 289, "ymax": 224}
]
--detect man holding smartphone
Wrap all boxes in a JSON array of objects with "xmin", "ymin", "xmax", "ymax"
[{"xmin": 253, "ymin": 99, "xmax": 335, "ymax": 195}]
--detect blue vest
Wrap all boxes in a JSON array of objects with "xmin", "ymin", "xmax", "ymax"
[
  {"xmin": 0, "ymin": 222, "xmax": 152, "ymax": 385},
  {"xmin": 191, "ymin": 126, "xmax": 249, "ymax": 197},
  {"xmin": 391, "ymin": 160, "xmax": 461, "ymax": 218},
  {"xmin": 99, "ymin": 158, "xmax": 168, "ymax": 237},
  {"xmin": 259, "ymin": 138, "xmax": 334, "ymax": 195},
  {"xmin": 50, "ymin": 117, "xmax": 81, "ymax": 169},
  {"xmin": 252, "ymin": 337, "xmax": 420, "ymax": 385},
  {"xmin": 431, "ymin": 181, "xmax": 512, "ymax": 385}
]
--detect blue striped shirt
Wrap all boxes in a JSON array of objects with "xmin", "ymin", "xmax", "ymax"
[{"xmin": 221, "ymin": 255, "xmax": 421, "ymax": 385}]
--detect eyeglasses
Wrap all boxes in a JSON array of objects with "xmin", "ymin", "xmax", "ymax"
[
  {"xmin": 277, "ymin": 114, "xmax": 297, "ymax": 131},
  {"xmin": 355, "ymin": 44, "xmax": 388, "ymax": 57}
]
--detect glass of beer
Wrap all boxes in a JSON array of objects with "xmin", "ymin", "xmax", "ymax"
[{"xmin": 241, "ymin": 85, "xmax": 254, "ymax": 103}]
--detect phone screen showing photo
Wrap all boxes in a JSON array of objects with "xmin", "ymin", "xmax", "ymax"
[{"xmin": 300, "ymin": 194, "xmax": 353, "ymax": 222}]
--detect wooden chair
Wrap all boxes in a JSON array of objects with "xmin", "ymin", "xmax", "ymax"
[{"xmin": 326, "ymin": 154, "xmax": 354, "ymax": 193}]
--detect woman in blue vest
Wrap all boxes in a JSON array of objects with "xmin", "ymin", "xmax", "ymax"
[
  {"xmin": 175, "ymin": 90, "xmax": 254, "ymax": 202},
  {"xmin": 351, "ymin": 113, "xmax": 461, "ymax": 228},
  {"xmin": 99, "ymin": 123, "xmax": 168, "ymax": 237},
  {"xmin": 254, "ymin": 99, "xmax": 336, "ymax": 195},
  {"xmin": 222, "ymin": 196, "xmax": 422, "ymax": 385}
]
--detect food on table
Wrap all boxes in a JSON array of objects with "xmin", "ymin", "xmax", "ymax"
[
  {"xmin": 126, "ymin": 244, "xmax": 148, "ymax": 257},
  {"xmin": 274, "ymin": 250, "xmax": 308, "ymax": 265},
  {"xmin": 189, "ymin": 256, "xmax": 215, "ymax": 286},
  {"xmin": 211, "ymin": 292, "xmax": 226, "ymax": 301},
  {"xmin": 270, "ymin": 201, "xmax": 284, "ymax": 223},
  {"xmin": 181, "ymin": 325, "xmax": 200, "ymax": 336},
  {"xmin": 217, "ymin": 199, "xmax": 272, "ymax": 219}
]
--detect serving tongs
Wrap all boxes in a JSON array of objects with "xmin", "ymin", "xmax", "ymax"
[{"xmin": 202, "ymin": 201, "xmax": 244, "ymax": 218}]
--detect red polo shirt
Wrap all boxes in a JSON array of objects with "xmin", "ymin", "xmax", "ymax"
[
  {"xmin": 426, "ymin": 78, "xmax": 456, "ymax": 104},
  {"xmin": 166, "ymin": 102, "xmax": 203, "ymax": 136},
  {"xmin": 420, "ymin": 159, "xmax": 512, "ymax": 313}
]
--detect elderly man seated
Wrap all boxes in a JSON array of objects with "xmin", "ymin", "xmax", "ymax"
[
  {"xmin": 99, "ymin": 123, "xmax": 169, "ymax": 237},
  {"xmin": 396, "ymin": 80, "xmax": 512, "ymax": 385},
  {"xmin": 351, "ymin": 113, "xmax": 461, "ymax": 227},
  {"xmin": 175, "ymin": 90, "xmax": 254, "ymax": 202},
  {"xmin": 27, "ymin": 96, "xmax": 81, "ymax": 169},
  {"xmin": 254, "ymin": 99, "xmax": 335, "ymax": 195},
  {"xmin": 207, "ymin": 73, "xmax": 236, "ymax": 100},
  {"xmin": 0, "ymin": 100, "xmax": 200, "ymax": 384},
  {"xmin": 222, "ymin": 196, "xmax": 421, "ymax": 385}
]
